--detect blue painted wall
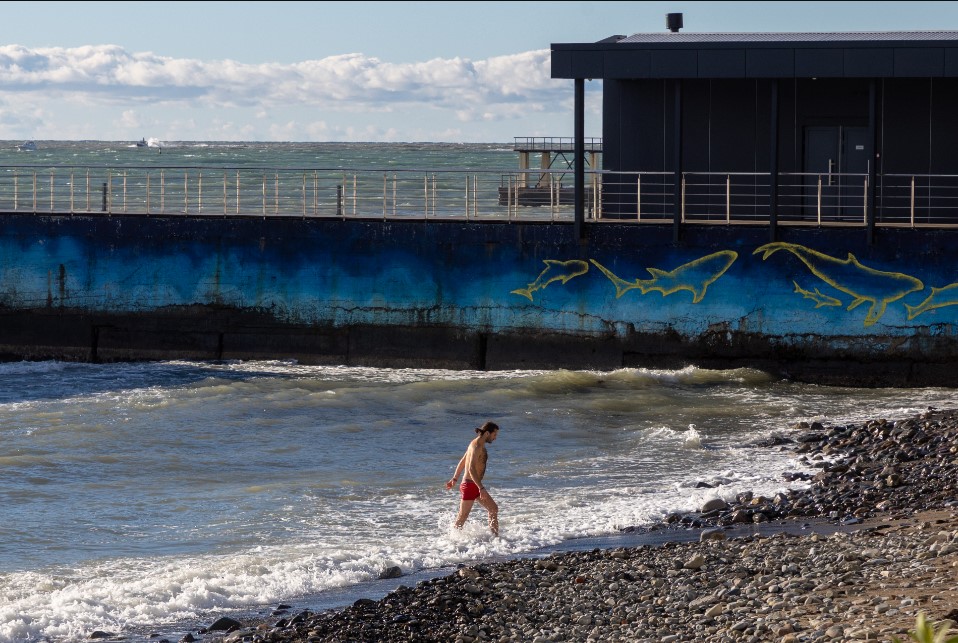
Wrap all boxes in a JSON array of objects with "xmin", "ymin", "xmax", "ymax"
[{"xmin": 0, "ymin": 214, "xmax": 956, "ymax": 383}]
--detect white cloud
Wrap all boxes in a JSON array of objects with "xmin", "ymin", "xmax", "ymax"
[{"xmin": 0, "ymin": 44, "xmax": 596, "ymax": 141}]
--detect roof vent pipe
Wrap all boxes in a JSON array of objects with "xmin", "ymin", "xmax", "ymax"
[{"xmin": 666, "ymin": 13, "xmax": 683, "ymax": 33}]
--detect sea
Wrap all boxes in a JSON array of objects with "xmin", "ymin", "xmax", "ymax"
[{"xmin": 0, "ymin": 141, "xmax": 956, "ymax": 643}]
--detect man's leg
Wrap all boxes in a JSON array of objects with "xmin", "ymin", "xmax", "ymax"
[
  {"xmin": 477, "ymin": 493, "xmax": 499, "ymax": 536},
  {"xmin": 455, "ymin": 499, "xmax": 475, "ymax": 529}
]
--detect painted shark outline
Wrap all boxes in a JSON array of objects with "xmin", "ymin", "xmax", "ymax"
[
  {"xmin": 793, "ymin": 281, "xmax": 842, "ymax": 309},
  {"xmin": 905, "ymin": 283, "xmax": 958, "ymax": 320},
  {"xmin": 754, "ymin": 242, "xmax": 924, "ymax": 327},
  {"xmin": 510, "ymin": 259, "xmax": 590, "ymax": 301},
  {"xmin": 590, "ymin": 250, "xmax": 738, "ymax": 303}
]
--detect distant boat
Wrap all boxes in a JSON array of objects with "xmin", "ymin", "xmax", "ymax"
[
  {"xmin": 135, "ymin": 138, "xmax": 148, "ymax": 148},
  {"xmin": 17, "ymin": 141, "xmax": 37, "ymax": 152}
]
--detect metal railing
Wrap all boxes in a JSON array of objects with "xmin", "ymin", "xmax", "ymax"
[
  {"xmin": 512, "ymin": 137, "xmax": 603, "ymax": 153},
  {"xmin": 2, "ymin": 165, "xmax": 958, "ymax": 227},
  {"xmin": 0, "ymin": 166, "xmax": 582, "ymax": 222}
]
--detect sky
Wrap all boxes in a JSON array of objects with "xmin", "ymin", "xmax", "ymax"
[{"xmin": 1, "ymin": 1, "xmax": 957, "ymax": 143}]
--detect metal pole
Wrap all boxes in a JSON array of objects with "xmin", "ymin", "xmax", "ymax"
[
  {"xmin": 637, "ymin": 175, "xmax": 641, "ymax": 220},
  {"xmin": 726, "ymin": 175, "xmax": 731, "ymax": 223},
  {"xmin": 817, "ymin": 175, "xmax": 822, "ymax": 225},
  {"xmin": 769, "ymin": 79, "xmax": 780, "ymax": 241},
  {"xmin": 910, "ymin": 176, "xmax": 916, "ymax": 227},
  {"xmin": 574, "ymin": 78, "xmax": 585, "ymax": 239},
  {"xmin": 866, "ymin": 78, "xmax": 877, "ymax": 245},
  {"xmin": 672, "ymin": 80, "xmax": 683, "ymax": 242}
]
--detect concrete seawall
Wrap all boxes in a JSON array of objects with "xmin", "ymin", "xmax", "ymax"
[{"xmin": 1, "ymin": 214, "xmax": 956, "ymax": 386}]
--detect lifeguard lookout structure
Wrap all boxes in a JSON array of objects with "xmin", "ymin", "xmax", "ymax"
[{"xmin": 499, "ymin": 136, "xmax": 601, "ymax": 206}]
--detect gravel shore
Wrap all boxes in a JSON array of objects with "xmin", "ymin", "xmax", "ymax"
[{"xmin": 190, "ymin": 408, "xmax": 958, "ymax": 643}]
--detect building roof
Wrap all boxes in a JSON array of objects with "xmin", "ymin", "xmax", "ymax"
[
  {"xmin": 552, "ymin": 30, "xmax": 958, "ymax": 80},
  {"xmin": 616, "ymin": 31, "xmax": 958, "ymax": 44}
]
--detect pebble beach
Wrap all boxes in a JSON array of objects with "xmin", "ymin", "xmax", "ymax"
[{"xmin": 184, "ymin": 408, "xmax": 958, "ymax": 643}]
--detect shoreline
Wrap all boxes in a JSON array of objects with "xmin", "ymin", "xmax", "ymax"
[{"xmin": 164, "ymin": 408, "xmax": 958, "ymax": 642}]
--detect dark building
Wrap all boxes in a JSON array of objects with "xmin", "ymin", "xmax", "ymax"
[{"xmin": 552, "ymin": 26, "xmax": 958, "ymax": 239}]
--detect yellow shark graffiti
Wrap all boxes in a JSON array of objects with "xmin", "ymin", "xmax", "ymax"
[
  {"xmin": 510, "ymin": 259, "xmax": 590, "ymax": 301},
  {"xmin": 793, "ymin": 281, "xmax": 842, "ymax": 309},
  {"xmin": 905, "ymin": 283, "xmax": 958, "ymax": 320},
  {"xmin": 754, "ymin": 242, "xmax": 924, "ymax": 327},
  {"xmin": 590, "ymin": 251, "xmax": 738, "ymax": 303}
]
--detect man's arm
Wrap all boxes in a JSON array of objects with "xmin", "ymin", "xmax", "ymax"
[{"xmin": 446, "ymin": 453, "xmax": 467, "ymax": 490}]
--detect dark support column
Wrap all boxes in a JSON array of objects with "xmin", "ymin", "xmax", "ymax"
[
  {"xmin": 867, "ymin": 79, "xmax": 878, "ymax": 246},
  {"xmin": 574, "ymin": 78, "xmax": 585, "ymax": 240},
  {"xmin": 769, "ymin": 80, "xmax": 779, "ymax": 242},
  {"xmin": 672, "ymin": 80, "xmax": 683, "ymax": 243}
]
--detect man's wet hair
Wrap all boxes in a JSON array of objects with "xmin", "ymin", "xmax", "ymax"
[{"xmin": 475, "ymin": 421, "xmax": 499, "ymax": 435}]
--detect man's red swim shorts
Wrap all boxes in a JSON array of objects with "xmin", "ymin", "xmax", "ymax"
[{"xmin": 460, "ymin": 480, "xmax": 481, "ymax": 501}]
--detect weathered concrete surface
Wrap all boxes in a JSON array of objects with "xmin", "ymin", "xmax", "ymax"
[{"xmin": 0, "ymin": 214, "xmax": 957, "ymax": 386}]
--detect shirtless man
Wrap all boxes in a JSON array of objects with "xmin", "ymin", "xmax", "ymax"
[{"xmin": 445, "ymin": 421, "xmax": 499, "ymax": 536}]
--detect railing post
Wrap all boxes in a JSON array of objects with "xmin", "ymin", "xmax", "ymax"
[
  {"xmin": 147, "ymin": 174, "xmax": 151, "ymax": 215},
  {"xmin": 223, "ymin": 172, "xmax": 228, "ymax": 216},
  {"xmin": 123, "ymin": 172, "xmax": 128, "ymax": 212},
  {"xmin": 392, "ymin": 174, "xmax": 397, "ymax": 217},
  {"xmin": 102, "ymin": 178, "xmax": 107, "ymax": 213},
  {"xmin": 637, "ymin": 174, "xmax": 641, "ymax": 220},
  {"xmin": 261, "ymin": 174, "xmax": 266, "ymax": 217},
  {"xmin": 817, "ymin": 174, "xmax": 822, "ymax": 225},
  {"xmin": 49, "ymin": 173, "xmax": 54, "ymax": 212},
  {"xmin": 184, "ymin": 172, "xmax": 189, "ymax": 214},
  {"xmin": 862, "ymin": 175, "xmax": 868, "ymax": 225},
  {"xmin": 13, "ymin": 172, "xmax": 18, "ymax": 211},
  {"xmin": 235, "ymin": 171, "xmax": 240, "ymax": 215},
  {"xmin": 681, "ymin": 174, "xmax": 686, "ymax": 223},
  {"xmin": 198, "ymin": 172, "xmax": 203, "ymax": 214},
  {"xmin": 160, "ymin": 171, "xmax": 165, "ymax": 213},
  {"xmin": 910, "ymin": 176, "xmax": 916, "ymax": 227},
  {"xmin": 384, "ymin": 173, "xmax": 388, "ymax": 219},
  {"xmin": 70, "ymin": 171, "xmax": 75, "ymax": 214},
  {"xmin": 726, "ymin": 175, "xmax": 731, "ymax": 223},
  {"xmin": 274, "ymin": 173, "xmax": 279, "ymax": 215},
  {"xmin": 473, "ymin": 175, "xmax": 478, "ymax": 219},
  {"xmin": 85, "ymin": 171, "xmax": 90, "ymax": 212},
  {"xmin": 352, "ymin": 174, "xmax": 357, "ymax": 217}
]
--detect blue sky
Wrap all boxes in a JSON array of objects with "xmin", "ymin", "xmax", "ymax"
[{"xmin": 1, "ymin": 1, "xmax": 956, "ymax": 142}]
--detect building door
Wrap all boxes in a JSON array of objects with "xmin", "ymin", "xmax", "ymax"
[{"xmin": 803, "ymin": 126, "xmax": 868, "ymax": 219}]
